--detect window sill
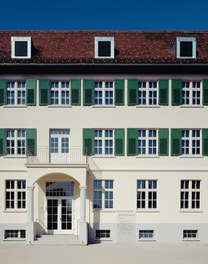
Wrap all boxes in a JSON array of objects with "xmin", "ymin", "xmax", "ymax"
[
  {"xmin": 92, "ymin": 105, "xmax": 116, "ymax": 108},
  {"xmin": 4, "ymin": 210, "xmax": 27, "ymax": 213},
  {"xmin": 48, "ymin": 105, "xmax": 72, "ymax": 108},
  {"xmin": 182, "ymin": 239, "xmax": 200, "ymax": 242},
  {"xmin": 92, "ymin": 155, "xmax": 116, "ymax": 159},
  {"xmin": 180, "ymin": 156, "xmax": 204, "ymax": 159},
  {"xmin": 136, "ymin": 156, "xmax": 159, "ymax": 159},
  {"xmin": 92, "ymin": 209, "xmax": 116, "ymax": 213},
  {"xmin": 138, "ymin": 239, "xmax": 156, "ymax": 242},
  {"xmin": 4, "ymin": 105, "xmax": 28, "ymax": 108},
  {"xmin": 3, "ymin": 239, "xmax": 26, "ymax": 241},
  {"xmin": 180, "ymin": 210, "xmax": 203, "ymax": 213},
  {"xmin": 136, "ymin": 210, "xmax": 159, "ymax": 213},
  {"xmin": 4, "ymin": 156, "xmax": 27, "ymax": 159},
  {"xmin": 95, "ymin": 238, "xmax": 112, "ymax": 241},
  {"xmin": 136, "ymin": 105, "xmax": 160, "ymax": 108},
  {"xmin": 180, "ymin": 105, "xmax": 204, "ymax": 108}
]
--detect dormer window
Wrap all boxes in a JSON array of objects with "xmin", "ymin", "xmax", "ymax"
[
  {"xmin": 94, "ymin": 37, "xmax": 114, "ymax": 59},
  {"xmin": 176, "ymin": 37, "xmax": 196, "ymax": 59},
  {"xmin": 11, "ymin": 37, "xmax": 32, "ymax": 59}
]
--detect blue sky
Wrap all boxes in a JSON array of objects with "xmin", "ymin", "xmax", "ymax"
[{"xmin": 1, "ymin": 0, "xmax": 208, "ymax": 30}]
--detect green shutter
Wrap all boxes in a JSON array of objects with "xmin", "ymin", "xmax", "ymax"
[
  {"xmin": 0, "ymin": 129, "xmax": 6, "ymax": 156},
  {"xmin": 128, "ymin": 79, "xmax": 138, "ymax": 106},
  {"xmin": 83, "ymin": 129, "xmax": 94, "ymax": 156},
  {"xmin": 202, "ymin": 80, "xmax": 208, "ymax": 106},
  {"xmin": 26, "ymin": 129, "xmax": 37, "ymax": 156},
  {"xmin": 202, "ymin": 129, "xmax": 208, "ymax": 156},
  {"xmin": 83, "ymin": 80, "xmax": 94, "ymax": 106},
  {"xmin": 172, "ymin": 80, "xmax": 182, "ymax": 106},
  {"xmin": 114, "ymin": 129, "xmax": 125, "ymax": 156},
  {"xmin": 26, "ymin": 79, "xmax": 36, "ymax": 106},
  {"xmin": 127, "ymin": 128, "xmax": 137, "ymax": 156},
  {"xmin": 171, "ymin": 129, "xmax": 182, "ymax": 156},
  {"xmin": 115, "ymin": 80, "xmax": 125, "ymax": 106},
  {"xmin": 39, "ymin": 79, "xmax": 50, "ymax": 106},
  {"xmin": 71, "ymin": 79, "xmax": 81, "ymax": 106},
  {"xmin": 159, "ymin": 80, "xmax": 169, "ymax": 106},
  {"xmin": 0, "ymin": 80, "xmax": 6, "ymax": 105},
  {"xmin": 158, "ymin": 129, "xmax": 169, "ymax": 156}
]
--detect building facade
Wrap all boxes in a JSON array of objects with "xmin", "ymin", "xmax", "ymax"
[{"xmin": 0, "ymin": 31, "xmax": 208, "ymax": 244}]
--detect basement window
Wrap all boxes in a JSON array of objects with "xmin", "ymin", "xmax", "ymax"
[
  {"xmin": 94, "ymin": 37, "xmax": 114, "ymax": 59},
  {"xmin": 11, "ymin": 37, "xmax": 32, "ymax": 59},
  {"xmin": 176, "ymin": 37, "xmax": 196, "ymax": 59}
]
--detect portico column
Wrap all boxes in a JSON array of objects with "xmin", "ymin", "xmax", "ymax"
[
  {"xmin": 26, "ymin": 186, "xmax": 35, "ymax": 244},
  {"xmin": 80, "ymin": 186, "xmax": 86, "ymax": 222},
  {"xmin": 79, "ymin": 186, "xmax": 88, "ymax": 245}
]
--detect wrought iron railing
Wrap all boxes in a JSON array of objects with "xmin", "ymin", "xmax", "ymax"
[{"xmin": 27, "ymin": 147, "xmax": 87, "ymax": 164}]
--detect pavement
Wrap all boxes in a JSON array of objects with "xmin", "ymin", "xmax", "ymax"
[{"xmin": 0, "ymin": 242, "xmax": 208, "ymax": 264}]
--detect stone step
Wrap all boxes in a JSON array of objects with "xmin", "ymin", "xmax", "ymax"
[{"xmin": 34, "ymin": 235, "xmax": 81, "ymax": 245}]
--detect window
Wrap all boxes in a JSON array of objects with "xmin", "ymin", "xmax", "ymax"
[
  {"xmin": 180, "ymin": 180, "xmax": 200, "ymax": 210},
  {"xmin": 11, "ymin": 37, "xmax": 32, "ymax": 59},
  {"xmin": 176, "ymin": 37, "xmax": 196, "ymax": 59},
  {"xmin": 7, "ymin": 81, "xmax": 26, "ymax": 105},
  {"xmin": 182, "ymin": 130, "xmax": 201, "ymax": 156},
  {"xmin": 5, "ymin": 230, "xmax": 26, "ymax": 240},
  {"xmin": 138, "ymin": 81, "xmax": 158, "ymax": 106},
  {"xmin": 94, "ymin": 37, "xmax": 114, "ymax": 59},
  {"xmin": 50, "ymin": 81, "xmax": 70, "ymax": 105},
  {"xmin": 137, "ymin": 180, "xmax": 157, "ymax": 209},
  {"xmin": 183, "ymin": 230, "xmax": 198, "ymax": 240},
  {"xmin": 5, "ymin": 180, "xmax": 26, "ymax": 210},
  {"xmin": 94, "ymin": 81, "xmax": 114, "ymax": 105},
  {"xmin": 46, "ymin": 182, "xmax": 74, "ymax": 197},
  {"xmin": 182, "ymin": 81, "xmax": 201, "ymax": 105},
  {"xmin": 6, "ymin": 129, "xmax": 26, "ymax": 156},
  {"xmin": 93, "ymin": 180, "xmax": 113, "ymax": 209},
  {"xmin": 94, "ymin": 129, "xmax": 114, "ymax": 155},
  {"xmin": 139, "ymin": 230, "xmax": 154, "ymax": 240},
  {"xmin": 138, "ymin": 129, "xmax": 157, "ymax": 156},
  {"xmin": 96, "ymin": 230, "xmax": 111, "ymax": 239}
]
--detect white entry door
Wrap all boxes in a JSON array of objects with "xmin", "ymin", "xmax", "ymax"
[
  {"xmin": 46, "ymin": 182, "xmax": 74, "ymax": 234},
  {"xmin": 47, "ymin": 198, "xmax": 73, "ymax": 234},
  {"xmin": 50, "ymin": 130, "xmax": 70, "ymax": 163}
]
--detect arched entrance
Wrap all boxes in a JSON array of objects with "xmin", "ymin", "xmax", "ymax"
[{"xmin": 25, "ymin": 167, "xmax": 88, "ymax": 244}]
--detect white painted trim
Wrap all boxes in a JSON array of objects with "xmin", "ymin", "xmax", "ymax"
[
  {"xmin": 11, "ymin": 37, "xmax": 32, "ymax": 59},
  {"xmin": 94, "ymin": 37, "xmax": 115, "ymax": 59},
  {"xmin": 176, "ymin": 37, "xmax": 196, "ymax": 59}
]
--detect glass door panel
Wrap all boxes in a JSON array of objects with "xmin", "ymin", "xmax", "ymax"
[
  {"xmin": 47, "ymin": 199, "xmax": 58, "ymax": 230},
  {"xmin": 61, "ymin": 199, "xmax": 72, "ymax": 230}
]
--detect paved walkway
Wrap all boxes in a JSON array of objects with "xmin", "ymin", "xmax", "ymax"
[{"xmin": 0, "ymin": 243, "xmax": 208, "ymax": 264}]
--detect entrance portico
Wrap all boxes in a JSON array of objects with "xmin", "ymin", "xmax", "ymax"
[{"xmin": 25, "ymin": 165, "xmax": 89, "ymax": 244}]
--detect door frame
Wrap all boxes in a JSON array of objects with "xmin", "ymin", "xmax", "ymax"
[{"xmin": 46, "ymin": 197, "xmax": 74, "ymax": 234}]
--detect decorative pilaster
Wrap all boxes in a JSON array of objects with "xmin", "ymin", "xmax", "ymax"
[{"xmin": 26, "ymin": 186, "xmax": 35, "ymax": 244}]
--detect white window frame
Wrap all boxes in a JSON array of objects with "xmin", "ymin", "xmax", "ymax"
[
  {"xmin": 6, "ymin": 81, "xmax": 26, "ymax": 105},
  {"xmin": 50, "ymin": 81, "xmax": 70, "ymax": 105},
  {"xmin": 95, "ymin": 230, "xmax": 111, "ymax": 240},
  {"xmin": 94, "ymin": 129, "xmax": 114, "ymax": 156},
  {"xmin": 94, "ymin": 81, "xmax": 114, "ymax": 105},
  {"xmin": 176, "ymin": 37, "xmax": 196, "ymax": 59},
  {"xmin": 11, "ymin": 37, "xmax": 31, "ymax": 59},
  {"xmin": 181, "ymin": 129, "xmax": 201, "ymax": 156},
  {"xmin": 5, "ymin": 180, "xmax": 26, "ymax": 210},
  {"xmin": 4, "ymin": 230, "xmax": 26, "ymax": 240},
  {"xmin": 137, "ymin": 180, "xmax": 157, "ymax": 210},
  {"xmin": 93, "ymin": 180, "xmax": 114, "ymax": 210},
  {"xmin": 182, "ymin": 81, "xmax": 202, "ymax": 106},
  {"xmin": 138, "ymin": 129, "xmax": 158, "ymax": 156},
  {"xmin": 138, "ymin": 81, "xmax": 158, "ymax": 106},
  {"xmin": 94, "ymin": 37, "xmax": 115, "ymax": 59},
  {"xmin": 180, "ymin": 180, "xmax": 200, "ymax": 210},
  {"xmin": 183, "ymin": 230, "xmax": 198, "ymax": 240},
  {"xmin": 6, "ymin": 129, "xmax": 26, "ymax": 156},
  {"xmin": 139, "ymin": 230, "xmax": 155, "ymax": 241}
]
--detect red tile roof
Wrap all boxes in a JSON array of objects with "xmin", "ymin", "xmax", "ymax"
[{"xmin": 1, "ymin": 30, "xmax": 208, "ymax": 64}]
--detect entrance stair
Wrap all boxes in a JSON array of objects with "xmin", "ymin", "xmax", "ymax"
[{"xmin": 34, "ymin": 234, "xmax": 81, "ymax": 245}]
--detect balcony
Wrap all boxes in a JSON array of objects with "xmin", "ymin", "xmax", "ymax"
[{"xmin": 26, "ymin": 147, "xmax": 87, "ymax": 164}]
